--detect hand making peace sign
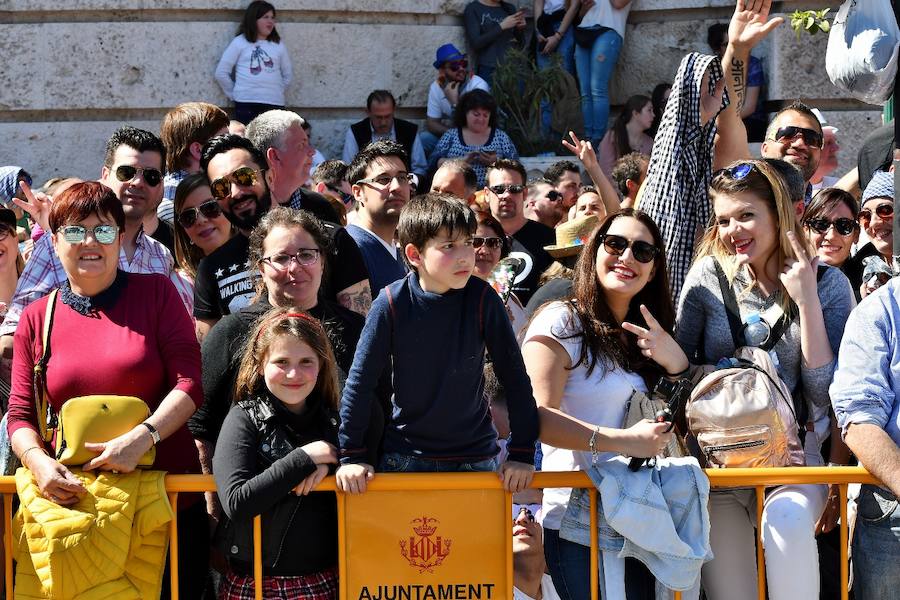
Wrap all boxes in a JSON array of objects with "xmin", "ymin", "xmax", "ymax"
[
  {"xmin": 621, "ymin": 304, "xmax": 690, "ymax": 376},
  {"xmin": 779, "ymin": 230, "xmax": 820, "ymax": 309}
]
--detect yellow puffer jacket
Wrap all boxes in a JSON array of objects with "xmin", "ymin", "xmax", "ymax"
[{"xmin": 12, "ymin": 467, "xmax": 173, "ymax": 599}]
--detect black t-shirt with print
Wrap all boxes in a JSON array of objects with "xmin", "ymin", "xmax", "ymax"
[
  {"xmin": 194, "ymin": 234, "xmax": 254, "ymax": 321},
  {"xmin": 508, "ymin": 219, "xmax": 556, "ymax": 306}
]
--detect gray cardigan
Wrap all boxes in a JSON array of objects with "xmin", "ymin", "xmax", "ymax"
[{"xmin": 675, "ymin": 256, "xmax": 855, "ymax": 411}]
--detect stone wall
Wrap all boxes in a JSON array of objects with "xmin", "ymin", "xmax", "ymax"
[{"xmin": 0, "ymin": 1, "xmax": 883, "ymax": 182}]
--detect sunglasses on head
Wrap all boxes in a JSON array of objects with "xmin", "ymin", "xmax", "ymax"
[
  {"xmin": 210, "ymin": 166, "xmax": 264, "ymax": 200},
  {"xmin": 447, "ymin": 60, "xmax": 468, "ymax": 71},
  {"xmin": 489, "ymin": 184, "xmax": 524, "ymax": 195},
  {"xmin": 772, "ymin": 125, "xmax": 824, "ymax": 149},
  {"xmin": 59, "ymin": 224, "xmax": 119, "ymax": 245},
  {"xmin": 804, "ymin": 217, "xmax": 858, "ymax": 236},
  {"xmin": 600, "ymin": 233, "xmax": 659, "ymax": 264},
  {"xmin": 114, "ymin": 165, "xmax": 162, "ymax": 187},
  {"xmin": 714, "ymin": 162, "xmax": 755, "ymax": 181},
  {"xmin": 177, "ymin": 199, "xmax": 223, "ymax": 229},
  {"xmin": 473, "ymin": 236, "xmax": 503, "ymax": 249},
  {"xmin": 859, "ymin": 203, "xmax": 894, "ymax": 224}
]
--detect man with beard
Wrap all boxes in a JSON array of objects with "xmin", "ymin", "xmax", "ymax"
[
  {"xmin": 759, "ymin": 101, "xmax": 824, "ymax": 203},
  {"xmin": 346, "ymin": 140, "xmax": 411, "ymax": 294},
  {"xmin": 543, "ymin": 160, "xmax": 581, "ymax": 213},
  {"xmin": 247, "ymin": 111, "xmax": 372, "ymax": 315},
  {"xmin": 525, "ymin": 178, "xmax": 565, "ymax": 229},
  {"xmin": 486, "ymin": 159, "xmax": 554, "ymax": 305},
  {"xmin": 0, "ymin": 126, "xmax": 192, "ymax": 344}
]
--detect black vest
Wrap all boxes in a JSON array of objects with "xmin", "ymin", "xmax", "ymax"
[{"xmin": 350, "ymin": 117, "xmax": 418, "ymax": 160}]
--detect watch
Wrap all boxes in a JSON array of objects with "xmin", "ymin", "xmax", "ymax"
[{"xmin": 142, "ymin": 422, "xmax": 161, "ymax": 445}]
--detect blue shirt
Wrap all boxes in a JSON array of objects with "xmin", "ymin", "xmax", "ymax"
[
  {"xmin": 339, "ymin": 273, "xmax": 539, "ymax": 465},
  {"xmin": 831, "ymin": 278, "xmax": 900, "ymax": 445}
]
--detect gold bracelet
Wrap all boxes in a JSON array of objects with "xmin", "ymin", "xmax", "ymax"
[{"xmin": 22, "ymin": 446, "xmax": 48, "ymax": 466}]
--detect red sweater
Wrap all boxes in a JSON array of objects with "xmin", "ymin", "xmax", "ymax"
[{"xmin": 8, "ymin": 272, "xmax": 202, "ymax": 474}]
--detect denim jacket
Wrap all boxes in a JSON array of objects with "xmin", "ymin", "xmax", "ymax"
[
  {"xmin": 559, "ymin": 456, "xmax": 712, "ymax": 592},
  {"xmin": 831, "ymin": 278, "xmax": 900, "ymax": 446}
]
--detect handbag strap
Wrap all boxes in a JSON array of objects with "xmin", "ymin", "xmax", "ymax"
[
  {"xmin": 713, "ymin": 259, "xmax": 744, "ymax": 348},
  {"xmin": 33, "ymin": 289, "xmax": 59, "ymax": 442}
]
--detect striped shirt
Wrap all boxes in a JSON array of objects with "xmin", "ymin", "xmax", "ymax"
[
  {"xmin": 640, "ymin": 52, "xmax": 728, "ymax": 301},
  {"xmin": 0, "ymin": 230, "xmax": 193, "ymax": 336}
]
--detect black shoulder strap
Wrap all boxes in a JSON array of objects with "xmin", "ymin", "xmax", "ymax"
[{"xmin": 713, "ymin": 259, "xmax": 743, "ymax": 348}]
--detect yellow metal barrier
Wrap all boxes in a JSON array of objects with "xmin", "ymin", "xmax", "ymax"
[{"xmin": 0, "ymin": 467, "xmax": 879, "ymax": 600}]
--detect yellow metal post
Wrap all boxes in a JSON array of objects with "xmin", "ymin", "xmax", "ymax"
[
  {"xmin": 839, "ymin": 484, "xmax": 849, "ymax": 600},
  {"xmin": 168, "ymin": 492, "xmax": 179, "ymax": 600},
  {"xmin": 756, "ymin": 487, "xmax": 765, "ymax": 600},
  {"xmin": 254, "ymin": 515, "xmax": 263, "ymax": 600}
]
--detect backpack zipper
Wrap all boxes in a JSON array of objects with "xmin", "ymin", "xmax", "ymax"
[{"xmin": 704, "ymin": 439, "xmax": 766, "ymax": 455}]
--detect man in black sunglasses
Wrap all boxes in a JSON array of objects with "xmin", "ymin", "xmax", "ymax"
[
  {"xmin": 845, "ymin": 171, "xmax": 895, "ymax": 301},
  {"xmin": 486, "ymin": 159, "xmax": 555, "ymax": 305},
  {"xmin": 526, "ymin": 178, "xmax": 565, "ymax": 229}
]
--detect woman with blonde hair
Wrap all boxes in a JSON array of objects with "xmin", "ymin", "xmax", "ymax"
[{"xmin": 676, "ymin": 159, "xmax": 855, "ymax": 600}]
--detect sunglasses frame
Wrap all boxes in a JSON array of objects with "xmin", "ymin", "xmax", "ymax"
[
  {"xmin": 859, "ymin": 203, "xmax": 894, "ymax": 224},
  {"xmin": 488, "ymin": 184, "xmax": 525, "ymax": 196},
  {"xmin": 357, "ymin": 173, "xmax": 414, "ymax": 189},
  {"xmin": 210, "ymin": 166, "xmax": 264, "ymax": 200},
  {"xmin": 545, "ymin": 190, "xmax": 563, "ymax": 202},
  {"xmin": 600, "ymin": 233, "xmax": 660, "ymax": 264},
  {"xmin": 472, "ymin": 236, "xmax": 504, "ymax": 250},
  {"xmin": 261, "ymin": 248, "xmax": 322, "ymax": 270},
  {"xmin": 59, "ymin": 224, "xmax": 120, "ymax": 245},
  {"xmin": 772, "ymin": 125, "xmax": 824, "ymax": 149},
  {"xmin": 114, "ymin": 165, "xmax": 163, "ymax": 187},
  {"xmin": 177, "ymin": 199, "xmax": 223, "ymax": 229},
  {"xmin": 447, "ymin": 60, "xmax": 469, "ymax": 71},
  {"xmin": 804, "ymin": 217, "xmax": 858, "ymax": 237}
]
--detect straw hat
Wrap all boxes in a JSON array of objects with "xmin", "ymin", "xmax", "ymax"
[{"xmin": 543, "ymin": 214, "xmax": 600, "ymax": 258}]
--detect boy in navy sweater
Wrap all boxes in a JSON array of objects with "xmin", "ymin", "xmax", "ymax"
[{"xmin": 336, "ymin": 192, "xmax": 539, "ymax": 493}]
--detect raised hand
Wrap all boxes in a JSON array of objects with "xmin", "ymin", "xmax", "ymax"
[
  {"xmin": 728, "ymin": 0, "xmax": 784, "ymax": 50},
  {"xmin": 779, "ymin": 231, "xmax": 820, "ymax": 308},
  {"xmin": 622, "ymin": 304, "xmax": 690, "ymax": 376},
  {"xmin": 14, "ymin": 180, "xmax": 52, "ymax": 233},
  {"xmin": 562, "ymin": 131, "xmax": 599, "ymax": 172}
]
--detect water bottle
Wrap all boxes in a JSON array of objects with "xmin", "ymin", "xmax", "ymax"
[{"xmin": 743, "ymin": 313, "xmax": 769, "ymax": 347}]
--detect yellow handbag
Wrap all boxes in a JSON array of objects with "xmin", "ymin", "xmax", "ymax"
[{"xmin": 33, "ymin": 290, "xmax": 156, "ymax": 468}]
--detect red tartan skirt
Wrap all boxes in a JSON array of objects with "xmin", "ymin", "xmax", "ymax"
[{"xmin": 219, "ymin": 565, "xmax": 338, "ymax": 600}]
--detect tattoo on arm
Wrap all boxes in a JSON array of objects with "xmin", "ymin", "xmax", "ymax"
[
  {"xmin": 338, "ymin": 282, "xmax": 373, "ymax": 316},
  {"xmin": 730, "ymin": 58, "xmax": 746, "ymax": 112}
]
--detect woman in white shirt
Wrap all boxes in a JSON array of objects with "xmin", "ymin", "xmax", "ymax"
[
  {"xmin": 522, "ymin": 208, "xmax": 686, "ymax": 600},
  {"xmin": 215, "ymin": 1, "xmax": 293, "ymax": 125}
]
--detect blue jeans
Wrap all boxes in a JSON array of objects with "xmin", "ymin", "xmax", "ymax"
[
  {"xmin": 536, "ymin": 27, "xmax": 576, "ymax": 134},
  {"xmin": 379, "ymin": 452, "xmax": 498, "ymax": 473},
  {"xmin": 853, "ymin": 485, "xmax": 900, "ymax": 599},
  {"xmin": 574, "ymin": 28, "xmax": 622, "ymax": 143},
  {"xmin": 545, "ymin": 528, "xmax": 654, "ymax": 600}
]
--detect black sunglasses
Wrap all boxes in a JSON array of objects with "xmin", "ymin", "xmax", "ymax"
[
  {"xmin": 772, "ymin": 125, "xmax": 824, "ymax": 149},
  {"xmin": 545, "ymin": 190, "xmax": 563, "ymax": 202},
  {"xmin": 714, "ymin": 162, "xmax": 754, "ymax": 181},
  {"xmin": 600, "ymin": 233, "xmax": 659, "ymax": 264},
  {"xmin": 115, "ymin": 165, "xmax": 162, "ymax": 187},
  {"xmin": 210, "ymin": 166, "xmax": 264, "ymax": 200},
  {"xmin": 177, "ymin": 199, "xmax": 223, "ymax": 229},
  {"xmin": 326, "ymin": 184, "xmax": 354, "ymax": 207},
  {"xmin": 489, "ymin": 184, "xmax": 525, "ymax": 195},
  {"xmin": 859, "ymin": 203, "xmax": 894, "ymax": 224},
  {"xmin": 473, "ymin": 236, "xmax": 503, "ymax": 249},
  {"xmin": 804, "ymin": 217, "xmax": 858, "ymax": 236}
]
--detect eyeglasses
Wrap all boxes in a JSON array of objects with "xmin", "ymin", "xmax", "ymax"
[
  {"xmin": 326, "ymin": 184, "xmax": 354, "ymax": 206},
  {"xmin": 771, "ymin": 126, "xmax": 824, "ymax": 149},
  {"xmin": 859, "ymin": 203, "xmax": 894, "ymax": 224},
  {"xmin": 600, "ymin": 233, "xmax": 659, "ymax": 264},
  {"xmin": 804, "ymin": 217, "xmax": 858, "ymax": 236},
  {"xmin": 357, "ymin": 173, "xmax": 414, "ymax": 188},
  {"xmin": 261, "ymin": 249, "xmax": 321, "ymax": 270},
  {"xmin": 114, "ymin": 165, "xmax": 162, "ymax": 187},
  {"xmin": 516, "ymin": 506, "xmax": 536, "ymax": 523},
  {"xmin": 447, "ymin": 60, "xmax": 468, "ymax": 71},
  {"xmin": 210, "ymin": 166, "xmax": 264, "ymax": 200},
  {"xmin": 177, "ymin": 199, "xmax": 223, "ymax": 229},
  {"xmin": 545, "ymin": 190, "xmax": 563, "ymax": 202},
  {"xmin": 59, "ymin": 224, "xmax": 119, "ymax": 245},
  {"xmin": 715, "ymin": 162, "xmax": 755, "ymax": 181},
  {"xmin": 488, "ymin": 184, "xmax": 525, "ymax": 195},
  {"xmin": 473, "ymin": 236, "xmax": 503, "ymax": 249}
]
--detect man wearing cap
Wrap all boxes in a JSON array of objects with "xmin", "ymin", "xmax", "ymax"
[
  {"xmin": 421, "ymin": 43, "xmax": 490, "ymax": 157},
  {"xmin": 845, "ymin": 170, "xmax": 894, "ymax": 301},
  {"xmin": 523, "ymin": 214, "xmax": 599, "ymax": 319}
]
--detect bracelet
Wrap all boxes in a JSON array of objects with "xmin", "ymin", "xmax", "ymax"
[
  {"xmin": 588, "ymin": 427, "xmax": 600, "ymax": 465},
  {"xmin": 665, "ymin": 365, "xmax": 691, "ymax": 378},
  {"xmin": 22, "ymin": 446, "xmax": 48, "ymax": 465}
]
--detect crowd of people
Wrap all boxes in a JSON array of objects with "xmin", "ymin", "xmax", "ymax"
[{"xmin": 2, "ymin": 0, "xmax": 899, "ymax": 599}]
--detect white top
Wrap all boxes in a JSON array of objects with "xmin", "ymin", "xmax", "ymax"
[
  {"xmin": 578, "ymin": 0, "xmax": 631, "ymax": 39},
  {"xmin": 426, "ymin": 76, "xmax": 491, "ymax": 121},
  {"xmin": 542, "ymin": 0, "xmax": 566, "ymax": 14},
  {"xmin": 523, "ymin": 301, "xmax": 647, "ymax": 530},
  {"xmin": 214, "ymin": 36, "xmax": 293, "ymax": 105},
  {"xmin": 341, "ymin": 123, "xmax": 428, "ymax": 176},
  {"xmin": 513, "ymin": 574, "xmax": 562, "ymax": 600}
]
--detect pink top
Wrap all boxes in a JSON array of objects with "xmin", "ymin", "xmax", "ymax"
[
  {"xmin": 598, "ymin": 131, "xmax": 654, "ymax": 177},
  {"xmin": 8, "ymin": 272, "xmax": 202, "ymax": 474}
]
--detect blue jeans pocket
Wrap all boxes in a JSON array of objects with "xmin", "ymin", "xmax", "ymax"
[
  {"xmin": 857, "ymin": 486, "xmax": 900, "ymax": 524},
  {"xmin": 380, "ymin": 453, "xmax": 413, "ymax": 473},
  {"xmin": 460, "ymin": 457, "xmax": 498, "ymax": 472}
]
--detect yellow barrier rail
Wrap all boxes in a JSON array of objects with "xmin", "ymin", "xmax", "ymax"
[{"xmin": 0, "ymin": 467, "xmax": 880, "ymax": 600}]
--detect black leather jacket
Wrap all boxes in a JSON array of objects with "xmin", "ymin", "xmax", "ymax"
[{"xmin": 213, "ymin": 393, "xmax": 339, "ymax": 575}]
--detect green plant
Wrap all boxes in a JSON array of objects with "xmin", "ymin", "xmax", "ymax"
[
  {"xmin": 490, "ymin": 47, "xmax": 579, "ymax": 156},
  {"xmin": 790, "ymin": 8, "xmax": 831, "ymax": 38}
]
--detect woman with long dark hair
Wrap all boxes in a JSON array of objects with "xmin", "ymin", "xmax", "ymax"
[
  {"xmin": 598, "ymin": 94, "xmax": 654, "ymax": 176},
  {"xmin": 522, "ymin": 208, "xmax": 682, "ymax": 600}
]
